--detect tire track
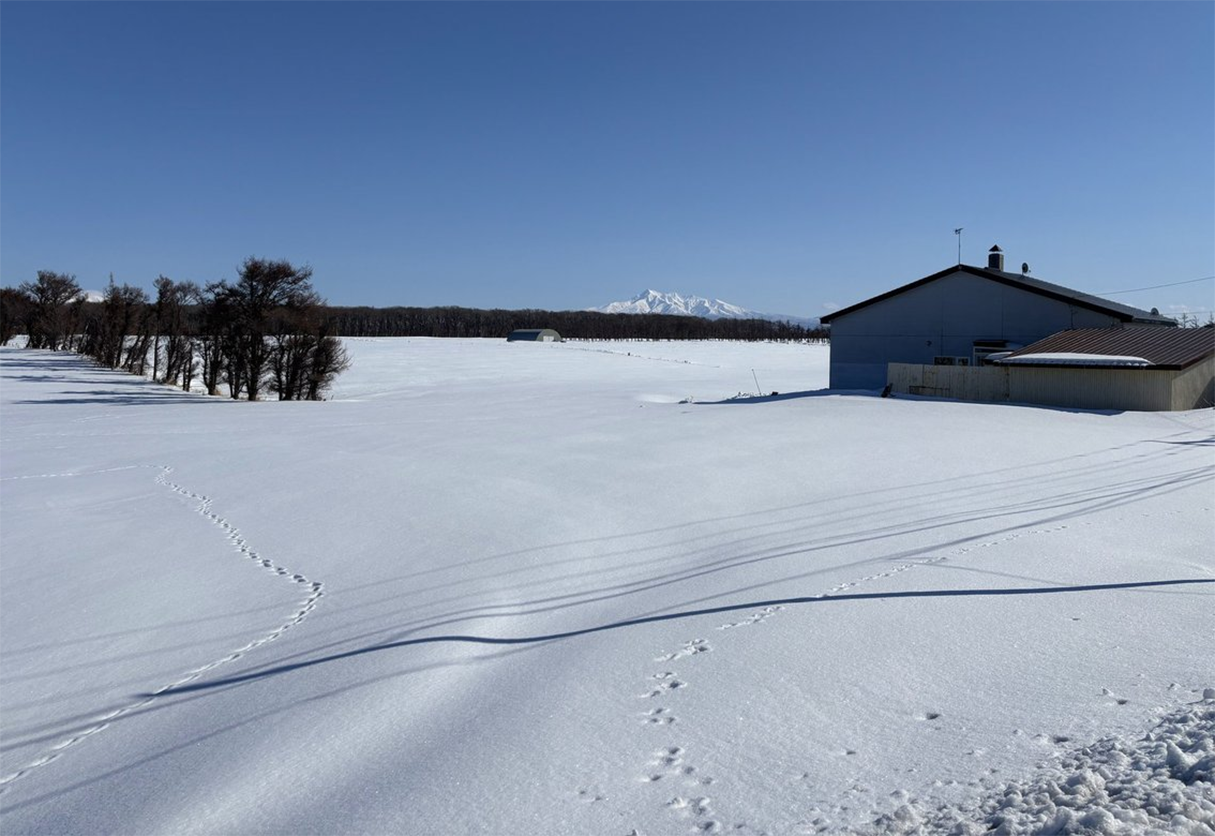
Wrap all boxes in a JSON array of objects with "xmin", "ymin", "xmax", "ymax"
[{"xmin": 0, "ymin": 464, "xmax": 324, "ymax": 792}]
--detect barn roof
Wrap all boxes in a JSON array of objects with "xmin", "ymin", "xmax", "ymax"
[
  {"xmin": 819, "ymin": 265, "xmax": 1177, "ymax": 326},
  {"xmin": 1001, "ymin": 326, "xmax": 1215, "ymax": 370}
]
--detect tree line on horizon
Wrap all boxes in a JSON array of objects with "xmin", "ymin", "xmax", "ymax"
[
  {"xmin": 0, "ymin": 267, "xmax": 826, "ymax": 401},
  {"xmin": 0, "ymin": 259, "xmax": 350, "ymax": 401},
  {"xmin": 3, "ymin": 274, "xmax": 828, "ymax": 351},
  {"xmin": 325, "ymin": 305, "xmax": 828, "ymax": 341}
]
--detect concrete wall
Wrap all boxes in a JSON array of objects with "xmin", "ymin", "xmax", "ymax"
[
  {"xmin": 829, "ymin": 270, "xmax": 1126, "ymax": 389},
  {"xmin": 888, "ymin": 361, "xmax": 1215, "ymax": 411}
]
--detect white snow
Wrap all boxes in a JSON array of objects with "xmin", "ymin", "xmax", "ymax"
[
  {"xmin": 998, "ymin": 352, "xmax": 1153, "ymax": 367},
  {"xmin": 1, "ymin": 338, "xmax": 1212, "ymax": 835}
]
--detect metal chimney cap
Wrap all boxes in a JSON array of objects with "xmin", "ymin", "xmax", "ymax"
[{"xmin": 989, "ymin": 244, "xmax": 1003, "ymax": 253}]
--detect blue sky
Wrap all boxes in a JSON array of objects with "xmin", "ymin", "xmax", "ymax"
[{"xmin": 2, "ymin": 2, "xmax": 1212, "ymax": 319}]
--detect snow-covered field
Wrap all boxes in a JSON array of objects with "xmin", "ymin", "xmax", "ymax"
[{"xmin": 1, "ymin": 338, "xmax": 1212, "ymax": 835}]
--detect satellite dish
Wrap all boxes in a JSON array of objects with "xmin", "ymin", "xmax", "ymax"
[{"xmin": 1021, "ymin": 262, "xmax": 1030, "ymax": 275}]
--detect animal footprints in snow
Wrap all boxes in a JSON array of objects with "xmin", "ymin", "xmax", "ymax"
[
  {"xmin": 667, "ymin": 795, "xmax": 720, "ymax": 832},
  {"xmin": 0, "ymin": 464, "xmax": 325, "ymax": 794},
  {"xmin": 718, "ymin": 605, "xmax": 783, "ymax": 630},
  {"xmin": 655, "ymin": 638, "xmax": 711, "ymax": 662},
  {"xmin": 643, "ymin": 707, "xmax": 676, "ymax": 725},
  {"xmin": 642, "ymin": 745, "xmax": 716, "ymax": 788},
  {"xmin": 640, "ymin": 675, "xmax": 687, "ymax": 699}
]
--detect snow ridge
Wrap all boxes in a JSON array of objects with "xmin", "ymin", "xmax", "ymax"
[
  {"xmin": 0, "ymin": 464, "xmax": 324, "ymax": 792},
  {"xmin": 869, "ymin": 692, "xmax": 1215, "ymax": 835}
]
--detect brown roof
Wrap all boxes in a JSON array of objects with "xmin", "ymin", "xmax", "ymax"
[{"xmin": 1002, "ymin": 327, "xmax": 1215, "ymax": 370}]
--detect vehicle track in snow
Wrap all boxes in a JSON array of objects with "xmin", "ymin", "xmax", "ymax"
[{"xmin": 0, "ymin": 464, "xmax": 324, "ymax": 793}]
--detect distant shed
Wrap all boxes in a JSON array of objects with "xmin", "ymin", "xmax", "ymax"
[{"xmin": 507, "ymin": 328, "xmax": 563, "ymax": 343}]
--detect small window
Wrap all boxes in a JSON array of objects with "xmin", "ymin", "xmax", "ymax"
[
  {"xmin": 933, "ymin": 356, "xmax": 955, "ymax": 366},
  {"xmin": 956, "ymin": 357, "xmax": 970, "ymax": 366}
]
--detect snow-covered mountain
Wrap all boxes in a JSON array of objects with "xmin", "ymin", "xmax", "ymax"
[{"xmin": 589, "ymin": 289, "xmax": 819, "ymax": 327}]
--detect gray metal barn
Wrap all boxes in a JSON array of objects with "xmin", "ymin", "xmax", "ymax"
[{"xmin": 820, "ymin": 246, "xmax": 1176, "ymax": 390}]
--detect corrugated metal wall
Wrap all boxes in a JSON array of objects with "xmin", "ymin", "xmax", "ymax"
[
  {"xmin": 1172, "ymin": 357, "xmax": 1215, "ymax": 409},
  {"xmin": 1008, "ymin": 367, "xmax": 1173, "ymax": 411},
  {"xmin": 887, "ymin": 364, "xmax": 1010, "ymax": 401},
  {"xmin": 828, "ymin": 270, "xmax": 1127, "ymax": 389},
  {"xmin": 886, "ymin": 363, "xmax": 1206, "ymax": 411}
]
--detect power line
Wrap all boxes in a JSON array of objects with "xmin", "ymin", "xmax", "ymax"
[{"xmin": 1096, "ymin": 275, "xmax": 1215, "ymax": 295}]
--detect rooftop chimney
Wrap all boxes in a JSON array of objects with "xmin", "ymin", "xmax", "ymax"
[{"xmin": 988, "ymin": 245, "xmax": 1004, "ymax": 271}]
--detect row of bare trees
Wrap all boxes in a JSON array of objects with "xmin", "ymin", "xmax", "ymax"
[{"xmin": 0, "ymin": 259, "xmax": 350, "ymax": 401}]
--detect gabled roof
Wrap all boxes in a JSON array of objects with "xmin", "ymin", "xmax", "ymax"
[
  {"xmin": 819, "ymin": 264, "xmax": 1177, "ymax": 326},
  {"xmin": 1001, "ymin": 327, "xmax": 1215, "ymax": 370}
]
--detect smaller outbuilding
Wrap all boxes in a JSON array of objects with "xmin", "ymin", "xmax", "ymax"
[
  {"xmin": 506, "ymin": 328, "xmax": 563, "ymax": 342},
  {"xmin": 995, "ymin": 326, "xmax": 1214, "ymax": 411},
  {"xmin": 888, "ymin": 326, "xmax": 1214, "ymax": 411}
]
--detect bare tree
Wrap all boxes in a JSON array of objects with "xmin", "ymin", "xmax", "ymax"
[
  {"xmin": 1, "ymin": 288, "xmax": 32, "ymax": 345},
  {"xmin": 197, "ymin": 282, "xmax": 233, "ymax": 397},
  {"xmin": 18, "ymin": 271, "xmax": 81, "ymax": 350},
  {"xmin": 223, "ymin": 257, "xmax": 321, "ymax": 400},
  {"xmin": 267, "ymin": 294, "xmax": 351, "ymax": 401},
  {"xmin": 152, "ymin": 276, "xmax": 198, "ymax": 388},
  {"xmin": 303, "ymin": 318, "xmax": 350, "ymax": 400},
  {"xmin": 5, "ymin": 258, "xmax": 351, "ymax": 401}
]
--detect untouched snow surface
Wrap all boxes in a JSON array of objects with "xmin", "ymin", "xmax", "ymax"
[{"xmin": 1, "ymin": 338, "xmax": 1212, "ymax": 835}]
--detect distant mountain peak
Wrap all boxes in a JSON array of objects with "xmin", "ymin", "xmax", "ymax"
[
  {"xmin": 590, "ymin": 289, "xmax": 752, "ymax": 320},
  {"xmin": 588, "ymin": 289, "xmax": 819, "ymax": 328}
]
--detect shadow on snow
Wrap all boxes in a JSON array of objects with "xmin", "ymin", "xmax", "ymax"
[{"xmin": 154, "ymin": 577, "xmax": 1213, "ymax": 696}]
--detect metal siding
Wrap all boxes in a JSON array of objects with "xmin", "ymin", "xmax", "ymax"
[
  {"xmin": 1008, "ymin": 368, "xmax": 1174, "ymax": 410},
  {"xmin": 829, "ymin": 270, "xmax": 1122, "ymax": 390},
  {"xmin": 1171, "ymin": 356, "xmax": 1215, "ymax": 409},
  {"xmin": 889, "ymin": 363, "xmax": 1200, "ymax": 411},
  {"xmin": 830, "ymin": 361, "xmax": 890, "ymax": 390},
  {"xmin": 888, "ymin": 363, "xmax": 1009, "ymax": 402}
]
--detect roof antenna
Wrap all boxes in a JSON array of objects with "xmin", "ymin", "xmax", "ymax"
[{"xmin": 954, "ymin": 228, "xmax": 963, "ymax": 264}]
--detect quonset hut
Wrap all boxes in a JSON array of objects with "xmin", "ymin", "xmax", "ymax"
[{"xmin": 506, "ymin": 329, "xmax": 563, "ymax": 342}]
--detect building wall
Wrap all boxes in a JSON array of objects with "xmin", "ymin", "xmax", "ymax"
[
  {"xmin": 1171, "ymin": 356, "xmax": 1215, "ymax": 409},
  {"xmin": 1007, "ymin": 367, "xmax": 1175, "ymax": 411},
  {"xmin": 829, "ymin": 271, "xmax": 1126, "ymax": 389},
  {"xmin": 888, "ymin": 364, "xmax": 1010, "ymax": 402},
  {"xmin": 888, "ymin": 362, "xmax": 1210, "ymax": 411}
]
